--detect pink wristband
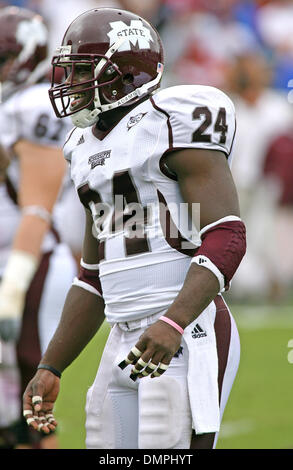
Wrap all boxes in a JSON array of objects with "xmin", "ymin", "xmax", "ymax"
[{"xmin": 159, "ymin": 316, "xmax": 184, "ymax": 335}]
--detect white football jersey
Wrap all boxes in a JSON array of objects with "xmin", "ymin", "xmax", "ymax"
[
  {"xmin": 0, "ymin": 82, "xmax": 70, "ymax": 149},
  {"xmin": 0, "ymin": 82, "xmax": 73, "ymax": 274},
  {"xmin": 64, "ymin": 85, "xmax": 236, "ymax": 323}
]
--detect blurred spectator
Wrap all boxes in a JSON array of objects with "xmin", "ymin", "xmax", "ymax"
[
  {"xmin": 225, "ymin": 52, "xmax": 292, "ymax": 300},
  {"xmin": 256, "ymin": 0, "xmax": 293, "ymax": 89},
  {"xmin": 119, "ymin": 0, "xmax": 162, "ymax": 22},
  {"xmin": 233, "ymin": 0, "xmax": 259, "ymax": 32},
  {"xmin": 0, "ymin": 1, "xmax": 43, "ymax": 8},
  {"xmin": 262, "ymin": 124, "xmax": 293, "ymax": 300},
  {"xmin": 159, "ymin": 1, "xmax": 260, "ymax": 89},
  {"xmin": 0, "ymin": 1, "xmax": 30, "ymax": 6}
]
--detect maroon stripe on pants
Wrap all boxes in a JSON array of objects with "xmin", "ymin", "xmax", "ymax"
[
  {"xmin": 190, "ymin": 295, "xmax": 232, "ymax": 449},
  {"xmin": 214, "ymin": 295, "xmax": 232, "ymax": 402},
  {"xmin": 16, "ymin": 251, "xmax": 53, "ymax": 395}
]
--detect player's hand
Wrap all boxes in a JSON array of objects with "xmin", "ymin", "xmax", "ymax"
[
  {"xmin": 118, "ymin": 319, "xmax": 182, "ymax": 380},
  {"xmin": 22, "ymin": 369, "xmax": 60, "ymax": 434}
]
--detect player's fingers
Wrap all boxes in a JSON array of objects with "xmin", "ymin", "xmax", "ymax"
[
  {"xmin": 46, "ymin": 413, "xmax": 58, "ymax": 430},
  {"xmin": 37, "ymin": 412, "xmax": 51, "ymax": 434},
  {"xmin": 118, "ymin": 345, "xmax": 143, "ymax": 370},
  {"xmin": 129, "ymin": 355, "xmax": 151, "ymax": 379},
  {"xmin": 32, "ymin": 394, "xmax": 43, "ymax": 413},
  {"xmin": 134, "ymin": 357, "xmax": 150, "ymax": 372},
  {"xmin": 130, "ymin": 351, "xmax": 164, "ymax": 381},
  {"xmin": 143, "ymin": 360, "xmax": 159, "ymax": 376},
  {"xmin": 23, "ymin": 409, "xmax": 39, "ymax": 431},
  {"xmin": 151, "ymin": 359, "xmax": 170, "ymax": 378},
  {"xmin": 31, "ymin": 380, "xmax": 46, "ymax": 412},
  {"xmin": 23, "ymin": 387, "xmax": 34, "ymax": 412}
]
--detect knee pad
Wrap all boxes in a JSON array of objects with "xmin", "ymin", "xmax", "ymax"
[
  {"xmin": 85, "ymin": 387, "xmax": 116, "ymax": 449},
  {"xmin": 85, "ymin": 384, "xmax": 140, "ymax": 449},
  {"xmin": 138, "ymin": 375, "xmax": 191, "ymax": 449}
]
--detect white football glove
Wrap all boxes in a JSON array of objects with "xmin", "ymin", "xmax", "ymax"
[{"xmin": 0, "ymin": 251, "xmax": 38, "ymax": 342}]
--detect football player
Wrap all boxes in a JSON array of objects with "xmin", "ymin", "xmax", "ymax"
[
  {"xmin": 23, "ymin": 8, "xmax": 246, "ymax": 449},
  {"xmin": 0, "ymin": 7, "xmax": 78, "ymax": 448}
]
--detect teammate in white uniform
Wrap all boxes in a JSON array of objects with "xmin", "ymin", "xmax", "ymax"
[
  {"xmin": 23, "ymin": 8, "xmax": 246, "ymax": 449},
  {"xmin": 0, "ymin": 7, "xmax": 77, "ymax": 448},
  {"xmin": 0, "ymin": 144, "xmax": 10, "ymax": 181}
]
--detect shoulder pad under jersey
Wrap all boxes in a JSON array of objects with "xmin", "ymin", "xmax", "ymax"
[{"xmin": 151, "ymin": 85, "xmax": 236, "ymax": 156}]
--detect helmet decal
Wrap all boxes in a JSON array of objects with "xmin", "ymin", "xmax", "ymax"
[
  {"xmin": 0, "ymin": 7, "xmax": 49, "ymax": 99},
  {"xmin": 55, "ymin": 45, "xmax": 72, "ymax": 63},
  {"xmin": 16, "ymin": 17, "xmax": 48, "ymax": 64},
  {"xmin": 107, "ymin": 20, "xmax": 153, "ymax": 52}
]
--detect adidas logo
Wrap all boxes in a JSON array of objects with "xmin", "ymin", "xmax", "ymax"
[
  {"xmin": 77, "ymin": 134, "xmax": 85, "ymax": 145},
  {"xmin": 191, "ymin": 323, "xmax": 207, "ymax": 339},
  {"xmin": 198, "ymin": 257, "xmax": 207, "ymax": 264}
]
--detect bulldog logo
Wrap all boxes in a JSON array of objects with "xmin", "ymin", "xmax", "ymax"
[{"xmin": 127, "ymin": 112, "xmax": 148, "ymax": 131}]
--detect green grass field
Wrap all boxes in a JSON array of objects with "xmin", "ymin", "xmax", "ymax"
[{"xmin": 54, "ymin": 302, "xmax": 293, "ymax": 449}]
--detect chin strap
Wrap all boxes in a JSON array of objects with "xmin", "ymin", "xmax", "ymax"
[
  {"xmin": 71, "ymin": 37, "xmax": 164, "ymax": 128},
  {"xmin": 70, "ymin": 107, "xmax": 101, "ymax": 128}
]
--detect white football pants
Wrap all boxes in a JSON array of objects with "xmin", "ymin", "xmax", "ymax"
[{"xmin": 85, "ymin": 297, "xmax": 240, "ymax": 449}]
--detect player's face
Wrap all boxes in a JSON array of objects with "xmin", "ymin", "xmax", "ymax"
[{"xmin": 65, "ymin": 63, "xmax": 94, "ymax": 112}]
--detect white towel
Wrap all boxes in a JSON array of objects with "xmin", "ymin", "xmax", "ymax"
[
  {"xmin": 86, "ymin": 323, "xmax": 122, "ymax": 416},
  {"xmin": 183, "ymin": 301, "xmax": 220, "ymax": 434}
]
